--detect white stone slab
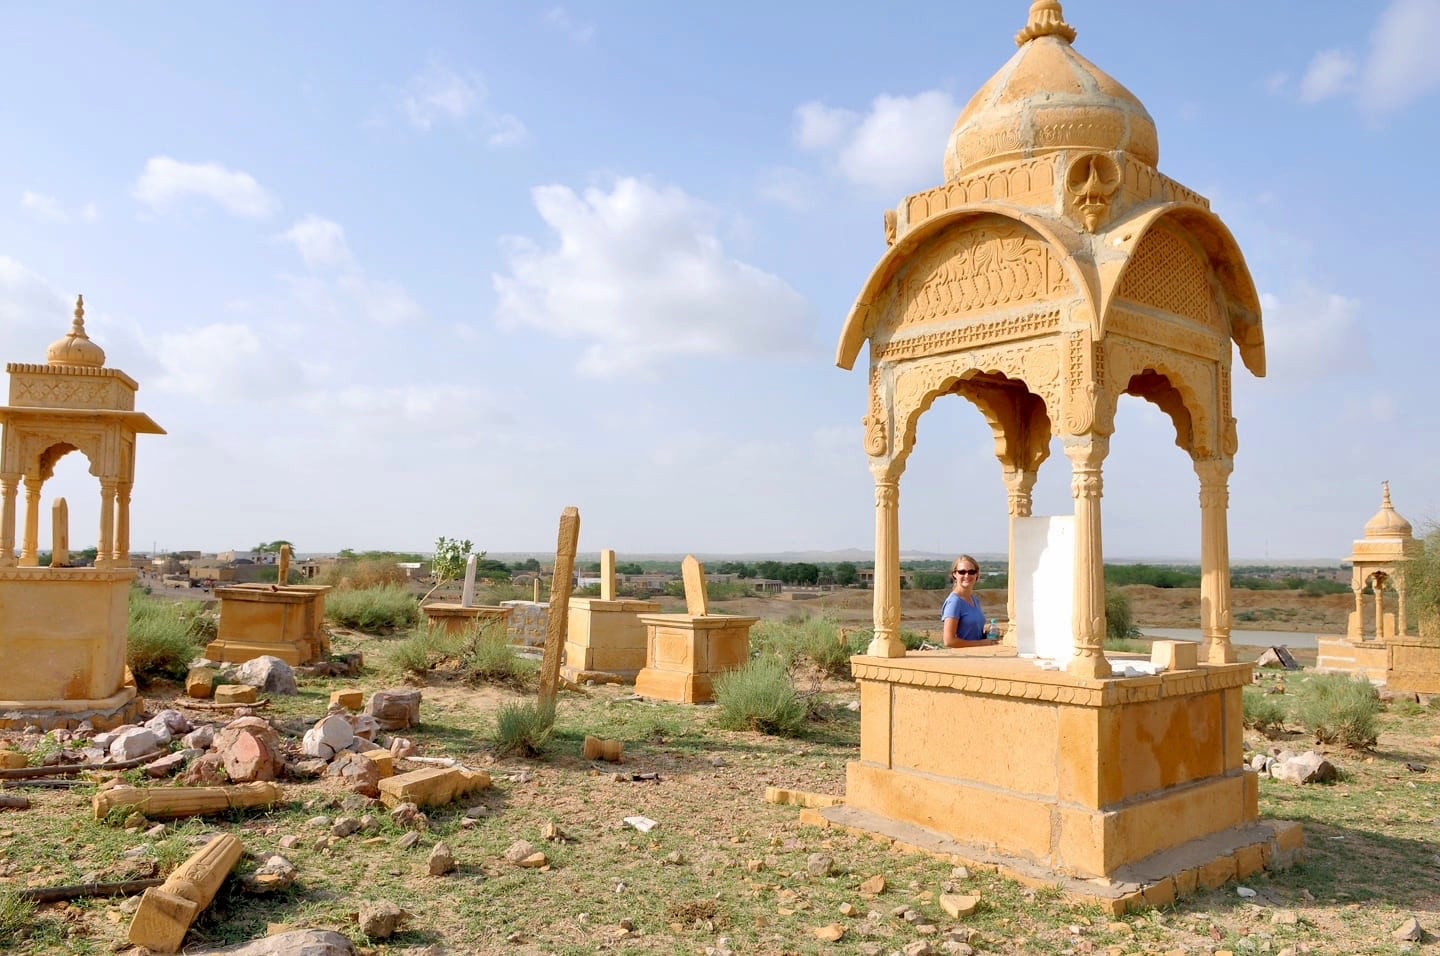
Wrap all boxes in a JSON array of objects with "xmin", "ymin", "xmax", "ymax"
[{"xmin": 1013, "ymin": 515, "xmax": 1075, "ymax": 665}]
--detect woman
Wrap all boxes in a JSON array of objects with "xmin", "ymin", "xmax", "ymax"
[{"xmin": 941, "ymin": 555, "xmax": 994, "ymax": 646}]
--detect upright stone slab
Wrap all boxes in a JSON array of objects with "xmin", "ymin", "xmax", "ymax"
[
  {"xmin": 460, "ymin": 553, "xmax": 478, "ymax": 607},
  {"xmin": 51, "ymin": 498, "xmax": 69, "ymax": 568},
  {"xmin": 277, "ymin": 543, "xmax": 292, "ymax": 585},
  {"xmin": 634, "ymin": 555, "xmax": 754, "ymax": 704},
  {"xmin": 564, "ymin": 548, "xmax": 659, "ymax": 683},
  {"xmin": 538, "ymin": 507, "xmax": 580, "ymax": 708}
]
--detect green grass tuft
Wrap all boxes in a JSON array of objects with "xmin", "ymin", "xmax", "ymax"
[
  {"xmin": 128, "ymin": 594, "xmax": 206, "ymax": 686},
  {"xmin": 462, "ymin": 622, "xmax": 537, "ymax": 689},
  {"xmin": 326, "ymin": 584, "xmax": 420, "ymax": 632},
  {"xmin": 0, "ymin": 892, "xmax": 34, "ymax": 949},
  {"xmin": 713, "ymin": 657, "xmax": 810, "ymax": 737},
  {"xmin": 1293, "ymin": 672, "xmax": 1381, "ymax": 749},
  {"xmin": 493, "ymin": 701, "xmax": 555, "ymax": 757},
  {"xmin": 1242, "ymin": 685, "xmax": 1288, "ymax": 736}
]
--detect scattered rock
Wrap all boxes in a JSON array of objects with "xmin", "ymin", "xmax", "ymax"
[
  {"xmin": 858, "ymin": 874, "xmax": 885, "ymax": 895},
  {"xmin": 813, "ymin": 924, "xmax": 846, "ymax": 941},
  {"xmin": 940, "ymin": 894, "xmax": 979, "ymax": 919},
  {"xmin": 1270, "ymin": 751, "xmax": 1337, "ymax": 785},
  {"xmin": 186, "ymin": 929, "xmax": 357, "ymax": 955},
  {"xmin": 1236, "ymin": 886, "xmax": 1257, "ymax": 898},
  {"xmin": 396, "ymin": 831, "xmax": 421, "ymax": 850},
  {"xmin": 186, "ymin": 667, "xmax": 218, "ymax": 700},
  {"xmin": 242, "ymin": 855, "xmax": 297, "ymax": 893},
  {"xmin": 367, "ymin": 689, "xmax": 422, "ymax": 731},
  {"xmin": 807, "ymin": 853, "xmax": 836, "ymax": 877},
  {"xmin": 144, "ymin": 752, "xmax": 189, "ymax": 778},
  {"xmin": 1394, "ymin": 916, "xmax": 1424, "ymax": 942},
  {"xmin": 233, "ymin": 656, "xmax": 299, "ymax": 695},
  {"xmin": 326, "ymin": 751, "xmax": 382, "ymax": 797},
  {"xmin": 428, "ymin": 842, "xmax": 456, "ymax": 876},
  {"xmin": 357, "ymin": 899, "xmax": 408, "ymax": 939},
  {"xmin": 302, "ymin": 715, "xmax": 355, "ymax": 761},
  {"xmin": 182, "ymin": 724, "xmax": 216, "ymax": 750},
  {"xmin": 214, "ymin": 721, "xmax": 283, "ymax": 783},
  {"xmin": 331, "ymin": 817, "xmax": 361, "ymax": 838},
  {"xmin": 109, "ymin": 727, "xmax": 161, "ymax": 762}
]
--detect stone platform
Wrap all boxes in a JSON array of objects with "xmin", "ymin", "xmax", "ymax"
[
  {"xmin": 420, "ymin": 603, "xmax": 512, "ymax": 636},
  {"xmin": 562, "ymin": 596, "xmax": 659, "ymax": 683},
  {"xmin": 1317, "ymin": 635, "xmax": 1440, "ymax": 693},
  {"xmin": 0, "ymin": 568, "xmax": 144, "ymax": 730},
  {"xmin": 634, "ymin": 612, "xmax": 757, "ymax": 704},
  {"xmin": 205, "ymin": 584, "xmax": 331, "ymax": 666},
  {"xmin": 838, "ymin": 650, "xmax": 1299, "ymax": 900}
]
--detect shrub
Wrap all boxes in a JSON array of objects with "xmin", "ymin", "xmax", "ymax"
[
  {"xmin": 1105, "ymin": 587, "xmax": 1139, "ymax": 640},
  {"xmin": 321, "ymin": 557, "xmax": 411, "ymax": 590},
  {"xmin": 386, "ymin": 623, "xmax": 458, "ymax": 677},
  {"xmin": 493, "ymin": 701, "xmax": 554, "ymax": 757},
  {"xmin": 0, "ymin": 892, "xmax": 34, "ymax": 949},
  {"xmin": 1242, "ymin": 686, "xmax": 1288, "ymax": 736},
  {"xmin": 713, "ymin": 657, "xmax": 810, "ymax": 736},
  {"xmin": 463, "ymin": 623, "xmax": 536, "ymax": 688},
  {"xmin": 793, "ymin": 617, "xmax": 865, "ymax": 679},
  {"xmin": 326, "ymin": 585, "xmax": 420, "ymax": 632},
  {"xmin": 128, "ymin": 595, "xmax": 205, "ymax": 686},
  {"xmin": 1293, "ymin": 673, "xmax": 1381, "ymax": 749}
]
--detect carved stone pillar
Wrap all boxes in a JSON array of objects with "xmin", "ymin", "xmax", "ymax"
[
  {"xmin": 19, "ymin": 477, "xmax": 42, "ymax": 567},
  {"xmin": 97, "ymin": 480, "xmax": 117, "ymax": 570},
  {"xmin": 115, "ymin": 481, "xmax": 132, "ymax": 565},
  {"xmin": 0, "ymin": 474, "xmax": 17, "ymax": 567},
  {"xmin": 868, "ymin": 476, "xmax": 905, "ymax": 658},
  {"xmin": 1002, "ymin": 467, "xmax": 1037, "ymax": 645},
  {"xmin": 1350, "ymin": 585, "xmax": 1364, "ymax": 638},
  {"xmin": 1064, "ymin": 436, "xmax": 1111, "ymax": 678},
  {"xmin": 1397, "ymin": 573, "xmax": 1409, "ymax": 638},
  {"xmin": 1374, "ymin": 577, "xmax": 1386, "ymax": 641},
  {"xmin": 1195, "ymin": 458, "xmax": 1235, "ymax": 664}
]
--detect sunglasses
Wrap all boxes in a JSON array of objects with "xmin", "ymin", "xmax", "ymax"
[{"xmin": 954, "ymin": 569, "xmax": 979, "ymax": 576}]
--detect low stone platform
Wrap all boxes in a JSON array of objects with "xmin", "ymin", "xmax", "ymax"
[
  {"xmin": 562, "ymin": 597, "xmax": 659, "ymax": 683},
  {"xmin": 0, "ymin": 684, "xmax": 143, "ymax": 732},
  {"xmin": 634, "ymin": 612, "xmax": 757, "ymax": 704},
  {"xmin": 206, "ymin": 584, "xmax": 332, "ymax": 665},
  {"xmin": 801, "ymin": 804, "xmax": 1304, "ymax": 915},
  {"xmin": 420, "ymin": 603, "xmax": 512, "ymax": 636},
  {"xmin": 1317, "ymin": 635, "xmax": 1440, "ymax": 693}
]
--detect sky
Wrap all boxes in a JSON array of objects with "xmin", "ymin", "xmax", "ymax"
[{"xmin": 0, "ymin": 1, "xmax": 1437, "ymax": 562}]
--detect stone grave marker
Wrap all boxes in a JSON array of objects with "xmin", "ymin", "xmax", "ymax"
[
  {"xmin": 600, "ymin": 548, "xmax": 616, "ymax": 601},
  {"xmin": 51, "ymin": 498, "xmax": 68, "ymax": 568},
  {"xmin": 538, "ymin": 506, "xmax": 580, "ymax": 708},
  {"xmin": 460, "ymin": 553, "xmax": 478, "ymax": 608},
  {"xmin": 682, "ymin": 554, "xmax": 708, "ymax": 616}
]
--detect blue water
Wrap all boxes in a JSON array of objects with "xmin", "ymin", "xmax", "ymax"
[{"xmin": 1140, "ymin": 627, "xmax": 1319, "ymax": 650}]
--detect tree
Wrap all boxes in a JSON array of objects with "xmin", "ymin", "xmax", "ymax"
[
  {"xmin": 1402, "ymin": 525, "xmax": 1440, "ymax": 638},
  {"xmin": 423, "ymin": 536, "xmax": 475, "ymax": 602},
  {"xmin": 834, "ymin": 562, "xmax": 858, "ymax": 587},
  {"xmin": 254, "ymin": 540, "xmax": 294, "ymax": 554},
  {"xmin": 616, "ymin": 562, "xmax": 646, "ymax": 576}
]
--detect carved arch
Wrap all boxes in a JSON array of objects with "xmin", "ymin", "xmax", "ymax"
[
  {"xmin": 836, "ymin": 205, "xmax": 1098, "ymax": 370},
  {"xmin": 1105, "ymin": 338, "xmax": 1218, "ymax": 458},
  {"xmin": 1099, "ymin": 202, "xmax": 1265, "ymax": 377},
  {"xmin": 20, "ymin": 433, "xmax": 105, "ymax": 482}
]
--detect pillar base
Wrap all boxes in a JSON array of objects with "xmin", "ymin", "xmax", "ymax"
[{"xmin": 0, "ymin": 684, "xmax": 142, "ymax": 732}]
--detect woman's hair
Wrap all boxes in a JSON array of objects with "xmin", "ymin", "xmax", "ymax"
[{"xmin": 951, "ymin": 554, "xmax": 980, "ymax": 574}]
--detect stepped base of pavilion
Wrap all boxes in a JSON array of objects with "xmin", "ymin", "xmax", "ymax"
[
  {"xmin": 831, "ymin": 650, "xmax": 1300, "ymax": 909},
  {"xmin": 1317, "ymin": 635, "xmax": 1440, "ymax": 693}
]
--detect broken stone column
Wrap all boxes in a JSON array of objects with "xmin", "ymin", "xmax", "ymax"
[{"xmin": 127, "ymin": 833, "xmax": 243, "ymax": 952}]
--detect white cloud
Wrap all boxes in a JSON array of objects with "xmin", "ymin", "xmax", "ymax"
[
  {"xmin": 793, "ymin": 101, "xmax": 858, "ymax": 150},
  {"xmin": 307, "ymin": 383, "xmax": 509, "ymax": 438},
  {"xmin": 280, "ymin": 216, "xmax": 353, "ymax": 269},
  {"xmin": 336, "ymin": 275, "xmax": 424, "ymax": 326},
  {"xmin": 132, "ymin": 157, "xmax": 278, "ymax": 219},
  {"xmin": 399, "ymin": 64, "xmax": 530, "ymax": 145},
  {"xmin": 1300, "ymin": 50, "xmax": 1358, "ymax": 103},
  {"xmin": 0, "ymin": 255, "xmax": 69, "ymax": 349},
  {"xmin": 493, "ymin": 177, "xmax": 817, "ymax": 378},
  {"xmin": 544, "ymin": 6, "xmax": 594, "ymax": 45},
  {"xmin": 19, "ymin": 191, "xmax": 99, "ymax": 224},
  {"xmin": 1257, "ymin": 286, "xmax": 1366, "ymax": 382},
  {"xmin": 1361, "ymin": 0, "xmax": 1440, "ymax": 111},
  {"xmin": 794, "ymin": 91, "xmax": 959, "ymax": 194},
  {"xmin": 151, "ymin": 322, "xmax": 306, "ymax": 402},
  {"xmin": 757, "ymin": 166, "xmax": 815, "ymax": 210}
]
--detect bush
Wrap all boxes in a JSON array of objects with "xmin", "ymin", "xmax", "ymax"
[
  {"xmin": 463, "ymin": 623, "xmax": 536, "ymax": 688},
  {"xmin": 1242, "ymin": 686, "xmax": 1288, "ymax": 736},
  {"xmin": 386, "ymin": 623, "xmax": 458, "ymax": 677},
  {"xmin": 128, "ymin": 595, "xmax": 206, "ymax": 686},
  {"xmin": 0, "ymin": 892, "xmax": 34, "ymax": 949},
  {"xmin": 713, "ymin": 657, "xmax": 810, "ymax": 736},
  {"xmin": 1293, "ymin": 673, "xmax": 1381, "ymax": 749},
  {"xmin": 493, "ymin": 701, "xmax": 554, "ymax": 757},
  {"xmin": 321, "ymin": 557, "xmax": 411, "ymax": 590},
  {"xmin": 1105, "ymin": 587, "xmax": 1139, "ymax": 640},
  {"xmin": 326, "ymin": 585, "xmax": 420, "ymax": 632}
]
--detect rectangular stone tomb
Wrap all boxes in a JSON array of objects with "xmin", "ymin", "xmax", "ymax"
[
  {"xmin": 419, "ymin": 603, "xmax": 512, "ymax": 636},
  {"xmin": 840, "ymin": 652, "xmax": 1267, "ymax": 882},
  {"xmin": 204, "ymin": 584, "xmax": 332, "ymax": 666},
  {"xmin": 633, "ymin": 613, "xmax": 757, "ymax": 704},
  {"xmin": 562, "ymin": 597, "xmax": 660, "ymax": 682},
  {"xmin": 1317, "ymin": 635, "xmax": 1440, "ymax": 693}
]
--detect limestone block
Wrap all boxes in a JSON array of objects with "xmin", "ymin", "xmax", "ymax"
[
  {"xmin": 110, "ymin": 727, "xmax": 162, "ymax": 762},
  {"xmin": 1150, "ymin": 640, "xmax": 1198, "ymax": 671},
  {"xmin": 232, "ymin": 655, "xmax": 298, "ymax": 695},
  {"xmin": 360, "ymin": 748, "xmax": 395, "ymax": 777},
  {"xmin": 367, "ymin": 689, "xmax": 421, "ymax": 731},
  {"xmin": 302, "ymin": 714, "xmax": 355, "ymax": 760},
  {"xmin": 128, "ymin": 833, "xmax": 243, "ymax": 953},
  {"xmin": 213, "ymin": 685, "xmax": 257, "ymax": 705},
  {"xmin": 186, "ymin": 667, "xmax": 217, "ymax": 699},
  {"xmin": 330, "ymin": 690, "xmax": 364, "ymax": 711},
  {"xmin": 187, "ymin": 929, "xmax": 357, "ymax": 955},
  {"xmin": 0, "ymin": 751, "xmax": 27, "ymax": 770},
  {"xmin": 378, "ymin": 766, "xmax": 491, "ymax": 809}
]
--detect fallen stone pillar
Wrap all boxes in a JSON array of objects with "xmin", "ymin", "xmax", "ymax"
[
  {"xmin": 127, "ymin": 833, "xmax": 243, "ymax": 952},
  {"xmin": 93, "ymin": 781, "xmax": 283, "ymax": 821}
]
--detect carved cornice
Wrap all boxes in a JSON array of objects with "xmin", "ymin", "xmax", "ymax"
[{"xmin": 876, "ymin": 310, "xmax": 1062, "ymax": 362}]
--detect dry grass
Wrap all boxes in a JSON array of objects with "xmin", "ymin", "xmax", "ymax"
[{"xmin": 1, "ymin": 618, "xmax": 1437, "ymax": 954}]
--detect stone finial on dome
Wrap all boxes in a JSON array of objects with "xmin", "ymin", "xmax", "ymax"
[
  {"xmin": 46, "ymin": 294, "xmax": 107, "ymax": 368},
  {"xmin": 1016, "ymin": 0, "xmax": 1076, "ymax": 46},
  {"xmin": 1363, "ymin": 480, "xmax": 1415, "ymax": 540}
]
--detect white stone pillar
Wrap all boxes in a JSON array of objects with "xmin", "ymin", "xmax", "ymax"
[
  {"xmin": 1002, "ymin": 467, "xmax": 1037, "ymax": 645},
  {"xmin": 1374, "ymin": 579, "xmax": 1386, "ymax": 640},
  {"xmin": 867, "ymin": 476, "xmax": 905, "ymax": 658},
  {"xmin": 1065, "ymin": 436, "xmax": 1111, "ymax": 679},
  {"xmin": 460, "ymin": 553, "xmax": 478, "ymax": 607},
  {"xmin": 1196, "ymin": 458, "xmax": 1236, "ymax": 664}
]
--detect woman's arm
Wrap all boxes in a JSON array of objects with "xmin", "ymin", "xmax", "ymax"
[{"xmin": 942, "ymin": 615, "xmax": 962, "ymax": 647}]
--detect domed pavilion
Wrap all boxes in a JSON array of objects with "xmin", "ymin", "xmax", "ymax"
[{"xmin": 818, "ymin": 2, "xmax": 1301, "ymax": 909}]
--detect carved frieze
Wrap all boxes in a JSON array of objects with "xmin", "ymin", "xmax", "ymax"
[
  {"xmin": 883, "ymin": 222, "xmax": 1069, "ymax": 343},
  {"xmin": 1105, "ymin": 308, "xmax": 1225, "ymax": 361},
  {"xmin": 1066, "ymin": 153, "xmax": 1120, "ymax": 232},
  {"xmin": 904, "ymin": 157, "xmax": 1056, "ymax": 226},
  {"xmin": 6, "ymin": 365, "xmax": 137, "ymax": 411},
  {"xmin": 1104, "ymin": 334, "xmax": 1217, "ymax": 458},
  {"xmin": 1115, "ymin": 226, "xmax": 1221, "ymax": 331},
  {"xmin": 863, "ymin": 367, "xmax": 888, "ymax": 458},
  {"xmin": 1122, "ymin": 163, "xmax": 1210, "ymax": 211},
  {"xmin": 875, "ymin": 309, "xmax": 1061, "ymax": 363}
]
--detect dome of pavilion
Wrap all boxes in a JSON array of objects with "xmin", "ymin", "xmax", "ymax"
[
  {"xmin": 1363, "ymin": 482, "xmax": 1415, "ymax": 540},
  {"xmin": 942, "ymin": 1, "xmax": 1159, "ymax": 182},
  {"xmin": 46, "ymin": 295, "xmax": 106, "ymax": 368}
]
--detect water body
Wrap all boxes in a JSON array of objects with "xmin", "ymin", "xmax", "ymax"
[{"xmin": 1140, "ymin": 627, "xmax": 1319, "ymax": 650}]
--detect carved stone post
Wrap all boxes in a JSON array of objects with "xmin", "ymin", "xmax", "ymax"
[
  {"xmin": 51, "ymin": 498, "xmax": 69, "ymax": 567},
  {"xmin": 19, "ymin": 476, "xmax": 42, "ymax": 567},
  {"xmin": 867, "ymin": 476, "xmax": 905, "ymax": 658},
  {"xmin": 1002, "ymin": 466, "xmax": 1037, "ymax": 645},
  {"xmin": 1397, "ymin": 572, "xmax": 1409, "ymax": 638},
  {"xmin": 1064, "ymin": 436, "xmax": 1111, "ymax": 678},
  {"xmin": 1374, "ymin": 576, "xmax": 1386, "ymax": 641},
  {"xmin": 1350, "ymin": 583, "xmax": 1364, "ymax": 638},
  {"xmin": 0, "ymin": 474, "xmax": 17, "ymax": 567},
  {"xmin": 97, "ymin": 479, "xmax": 117, "ymax": 570},
  {"xmin": 127, "ymin": 833, "xmax": 244, "ymax": 952},
  {"xmin": 1195, "ymin": 458, "xmax": 1235, "ymax": 664},
  {"xmin": 115, "ymin": 481, "xmax": 132, "ymax": 565}
]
